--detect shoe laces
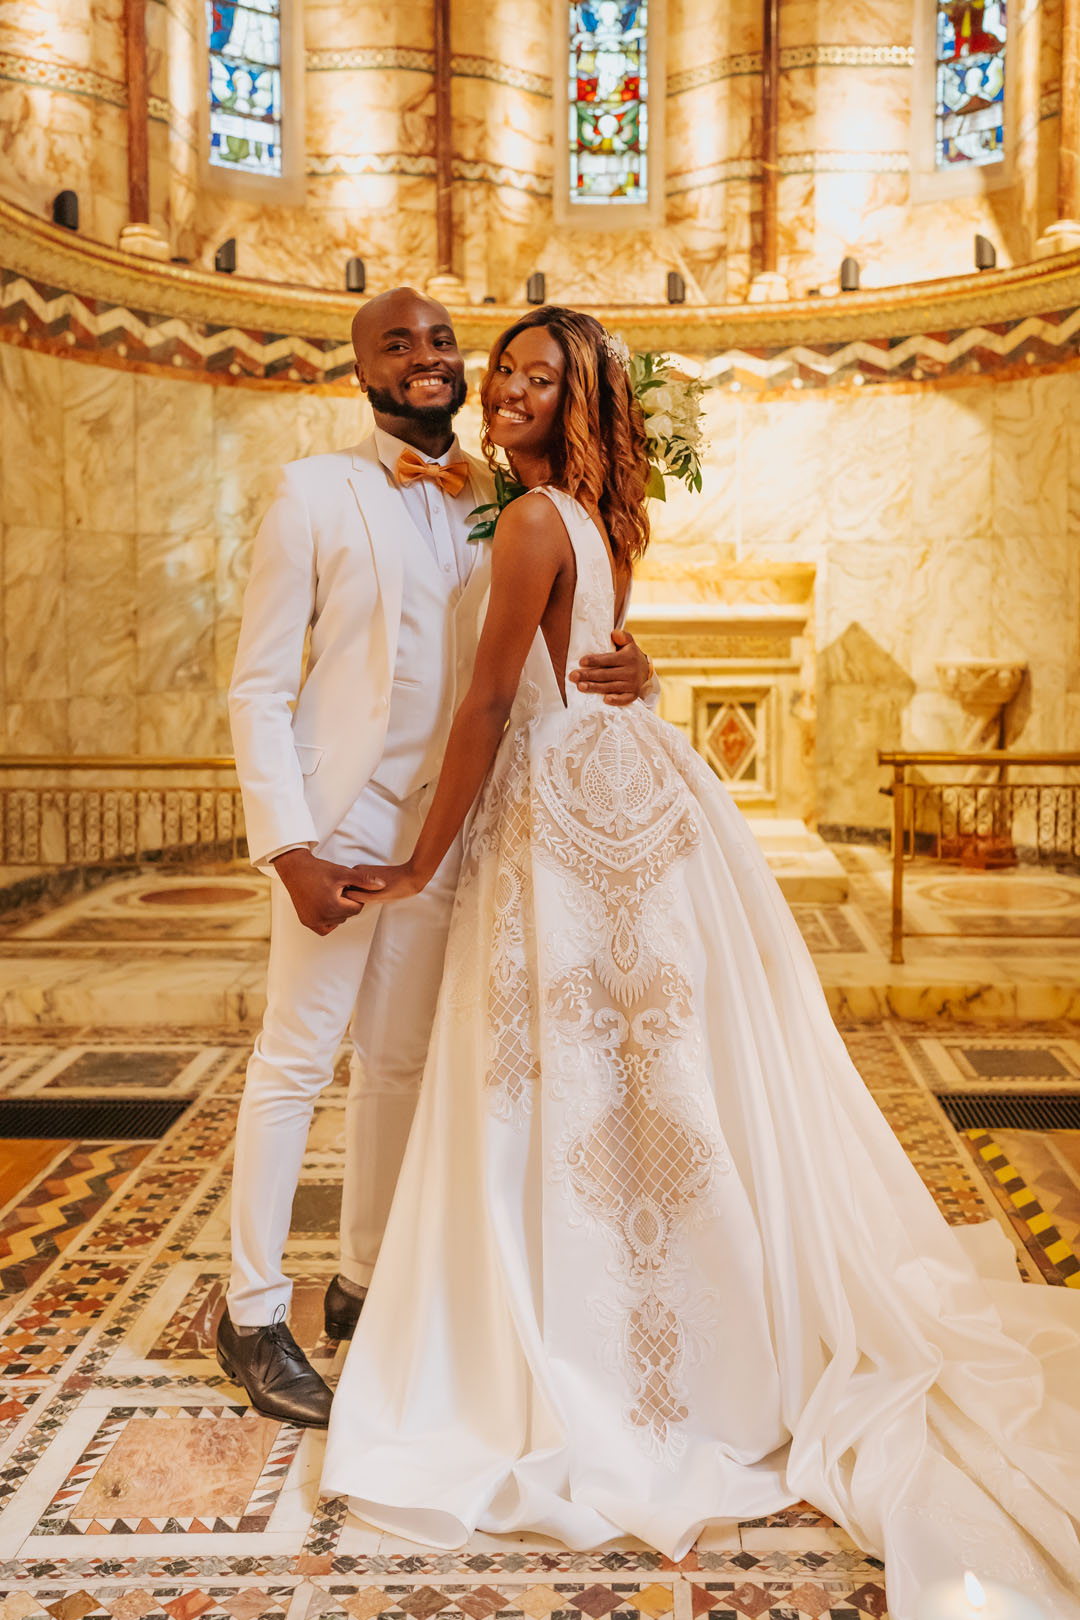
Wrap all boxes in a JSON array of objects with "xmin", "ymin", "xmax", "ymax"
[{"xmin": 264, "ymin": 1303, "xmax": 293, "ymax": 1351}]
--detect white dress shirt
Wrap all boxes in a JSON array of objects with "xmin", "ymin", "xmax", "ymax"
[
  {"xmin": 368, "ymin": 428, "xmax": 483, "ymax": 802},
  {"xmin": 372, "ymin": 426, "xmax": 479, "ymax": 587}
]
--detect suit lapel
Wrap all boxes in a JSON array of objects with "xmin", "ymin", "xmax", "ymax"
[{"xmin": 346, "ymin": 436, "xmax": 407, "ymax": 673}]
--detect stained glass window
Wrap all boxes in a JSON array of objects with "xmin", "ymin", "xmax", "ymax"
[
  {"xmin": 935, "ymin": 1, "xmax": 1007, "ymax": 168},
  {"xmin": 207, "ymin": 0, "xmax": 282, "ymax": 176},
  {"xmin": 568, "ymin": 2, "xmax": 648, "ymax": 205}
]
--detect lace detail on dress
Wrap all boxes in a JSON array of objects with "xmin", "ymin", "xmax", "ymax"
[
  {"xmin": 533, "ymin": 708, "xmax": 731, "ymax": 1461},
  {"xmin": 450, "ymin": 690, "xmax": 543, "ymax": 1123}
]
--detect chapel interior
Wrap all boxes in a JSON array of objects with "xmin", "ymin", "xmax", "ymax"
[{"xmin": 1, "ymin": 0, "xmax": 1080, "ymax": 1612}]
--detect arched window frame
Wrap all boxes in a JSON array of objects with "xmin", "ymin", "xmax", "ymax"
[
  {"xmin": 199, "ymin": 0, "xmax": 306, "ymax": 205},
  {"xmin": 553, "ymin": 0, "xmax": 667, "ymax": 230},
  {"xmin": 910, "ymin": 0, "xmax": 1016, "ymax": 202}
]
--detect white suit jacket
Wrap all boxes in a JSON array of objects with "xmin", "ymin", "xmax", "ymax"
[
  {"xmin": 228, "ymin": 435, "xmax": 494, "ymax": 869},
  {"xmin": 229, "ymin": 433, "xmax": 657, "ymax": 869}
]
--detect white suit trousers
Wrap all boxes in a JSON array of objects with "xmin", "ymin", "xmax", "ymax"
[{"xmin": 227, "ymin": 781, "xmax": 462, "ymax": 1326}]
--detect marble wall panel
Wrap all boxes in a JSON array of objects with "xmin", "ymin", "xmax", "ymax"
[
  {"xmin": 211, "ymin": 391, "xmax": 309, "ymax": 535},
  {"xmin": 69, "ymin": 693, "xmax": 137, "ymax": 753},
  {"xmin": 1, "ymin": 0, "xmax": 93, "ymax": 62},
  {"xmin": 810, "ymin": 64, "xmax": 911, "ymax": 154},
  {"xmin": 5, "ymin": 699, "xmax": 69, "ymax": 753},
  {"xmin": 535, "ymin": 228, "xmax": 687, "ymax": 307},
  {"xmin": 0, "ymin": 346, "xmax": 65, "ymax": 529},
  {"xmin": 991, "ymin": 374, "xmax": 1071, "ymax": 542},
  {"xmin": 816, "ymin": 679, "xmax": 912, "ymax": 827},
  {"xmin": 820, "ymin": 538, "xmax": 921, "ymax": 673},
  {"xmin": 0, "ymin": 81, "xmax": 96, "ymax": 225},
  {"xmin": 305, "ymin": 68, "xmax": 434, "ymax": 160},
  {"xmin": 215, "ymin": 529, "xmax": 250, "ymax": 694},
  {"xmin": 1067, "ymin": 538, "xmax": 1080, "ymax": 699},
  {"xmin": 2, "ymin": 340, "xmax": 1076, "ymax": 828},
  {"xmin": 668, "ymin": 79, "xmax": 733, "ymax": 180},
  {"xmin": 780, "ymin": 0, "xmax": 913, "ymax": 49},
  {"xmin": 146, "ymin": 0, "xmax": 170, "ymax": 100},
  {"xmin": 740, "ymin": 396, "xmax": 829, "ymax": 552},
  {"xmin": 451, "ymin": 0, "xmax": 551, "ymax": 72},
  {"xmin": 89, "ymin": 0, "xmax": 127, "ymax": 84},
  {"xmin": 469, "ymin": 184, "xmax": 550, "ymax": 303},
  {"xmin": 64, "ymin": 531, "xmax": 137, "ymax": 697},
  {"xmin": 776, "ymin": 173, "xmax": 818, "ymax": 285},
  {"xmin": 135, "ymin": 376, "xmax": 216, "ymax": 536},
  {"xmin": 4, "ymin": 526, "xmax": 66, "ymax": 703},
  {"xmin": 292, "ymin": 391, "xmax": 371, "ymax": 458},
  {"xmin": 991, "ymin": 529, "xmax": 1069, "ymax": 679},
  {"xmin": 908, "ymin": 536, "xmax": 993, "ymax": 689},
  {"xmin": 722, "ymin": 178, "xmax": 757, "ymax": 298},
  {"xmin": 190, "ymin": 177, "xmax": 441, "ymax": 288},
  {"xmin": 911, "ymin": 385, "xmax": 995, "ymax": 544},
  {"xmin": 823, "ymin": 391, "xmax": 914, "ymax": 543},
  {"xmin": 136, "ymin": 531, "xmax": 216, "ymax": 693},
  {"xmin": 453, "ymin": 79, "xmax": 551, "ymax": 177},
  {"xmin": 63, "ymin": 367, "xmax": 137, "ymax": 534},
  {"xmin": 136, "ymin": 690, "xmax": 229, "ymax": 754},
  {"xmin": 304, "ymin": 0, "xmax": 434, "ymax": 51},
  {"xmin": 1066, "ymin": 692, "xmax": 1080, "ymax": 749}
]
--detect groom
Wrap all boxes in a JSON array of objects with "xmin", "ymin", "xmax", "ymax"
[{"xmin": 219, "ymin": 287, "xmax": 653, "ymax": 1427}]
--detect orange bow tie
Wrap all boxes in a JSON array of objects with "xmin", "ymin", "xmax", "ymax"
[{"xmin": 395, "ymin": 447, "xmax": 470, "ymax": 497}]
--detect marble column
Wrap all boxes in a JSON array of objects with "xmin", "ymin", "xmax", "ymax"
[
  {"xmin": 1036, "ymin": 0, "xmax": 1080, "ymax": 255},
  {"xmin": 747, "ymin": 0, "xmax": 789, "ymax": 302},
  {"xmin": 426, "ymin": 0, "xmax": 468, "ymax": 303},
  {"xmin": 118, "ymin": 0, "xmax": 170, "ymax": 259}
]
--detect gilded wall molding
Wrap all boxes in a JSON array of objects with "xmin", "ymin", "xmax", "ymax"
[
  {"xmin": 304, "ymin": 47, "xmax": 551, "ymax": 97},
  {"xmin": 667, "ymin": 43, "xmax": 915, "ymax": 96},
  {"xmin": 3, "ymin": 199, "xmax": 1080, "ymax": 385},
  {"xmin": 0, "ymin": 49, "xmax": 127, "ymax": 107}
]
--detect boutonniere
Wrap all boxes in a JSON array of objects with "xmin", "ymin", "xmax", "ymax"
[{"xmin": 466, "ymin": 464, "xmax": 528, "ymax": 543}]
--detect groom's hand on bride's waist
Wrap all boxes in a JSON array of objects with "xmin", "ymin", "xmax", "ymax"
[
  {"xmin": 568, "ymin": 629, "xmax": 651, "ymax": 706},
  {"xmin": 271, "ymin": 847, "xmax": 370, "ymax": 936}
]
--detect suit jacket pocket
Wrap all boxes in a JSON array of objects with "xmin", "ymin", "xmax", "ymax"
[{"xmin": 294, "ymin": 743, "xmax": 324, "ymax": 776}]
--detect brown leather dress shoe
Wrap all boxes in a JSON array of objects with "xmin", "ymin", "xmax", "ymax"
[
  {"xmin": 324, "ymin": 1274, "xmax": 366, "ymax": 1340},
  {"xmin": 216, "ymin": 1309, "xmax": 332, "ymax": 1428}
]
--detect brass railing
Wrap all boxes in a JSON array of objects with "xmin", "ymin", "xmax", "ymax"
[
  {"xmin": 878, "ymin": 751, "xmax": 1080, "ymax": 963},
  {"xmin": 0, "ymin": 756, "xmax": 243, "ymax": 867}
]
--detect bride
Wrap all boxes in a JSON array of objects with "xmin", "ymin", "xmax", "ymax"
[{"xmin": 321, "ymin": 307, "xmax": 1080, "ymax": 1618}]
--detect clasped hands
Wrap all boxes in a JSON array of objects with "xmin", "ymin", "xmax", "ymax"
[
  {"xmin": 272, "ymin": 847, "xmax": 411, "ymax": 936},
  {"xmin": 275, "ymin": 631, "xmax": 652, "ymax": 930}
]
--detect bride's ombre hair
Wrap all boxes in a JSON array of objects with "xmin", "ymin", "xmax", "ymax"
[{"xmin": 480, "ymin": 306, "xmax": 651, "ymax": 572}]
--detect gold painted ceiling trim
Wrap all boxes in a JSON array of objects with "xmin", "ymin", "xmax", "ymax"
[{"xmin": 3, "ymin": 196, "xmax": 1080, "ymax": 351}]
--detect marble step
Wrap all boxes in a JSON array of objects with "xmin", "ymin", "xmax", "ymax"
[
  {"xmin": 2, "ymin": 944, "xmax": 1075, "ymax": 1029},
  {"xmin": 748, "ymin": 818, "xmax": 850, "ymax": 904}
]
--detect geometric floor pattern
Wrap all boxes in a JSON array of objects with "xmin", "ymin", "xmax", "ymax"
[{"xmin": 2, "ymin": 1024, "xmax": 1079, "ymax": 1620}]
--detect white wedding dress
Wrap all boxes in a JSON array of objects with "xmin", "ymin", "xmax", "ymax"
[{"xmin": 323, "ymin": 489, "xmax": 1080, "ymax": 1619}]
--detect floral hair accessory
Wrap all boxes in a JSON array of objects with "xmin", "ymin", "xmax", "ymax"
[{"xmin": 602, "ymin": 330, "xmax": 632, "ymax": 370}]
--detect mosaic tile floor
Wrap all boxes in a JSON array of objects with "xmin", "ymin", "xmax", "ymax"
[{"xmin": 1, "ymin": 1026, "xmax": 1079, "ymax": 1620}]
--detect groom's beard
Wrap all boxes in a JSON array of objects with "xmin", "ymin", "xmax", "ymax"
[{"xmin": 366, "ymin": 375, "xmax": 468, "ymax": 425}]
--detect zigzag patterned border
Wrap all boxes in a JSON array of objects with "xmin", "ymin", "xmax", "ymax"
[{"xmin": 4, "ymin": 266, "xmax": 1080, "ymax": 394}]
